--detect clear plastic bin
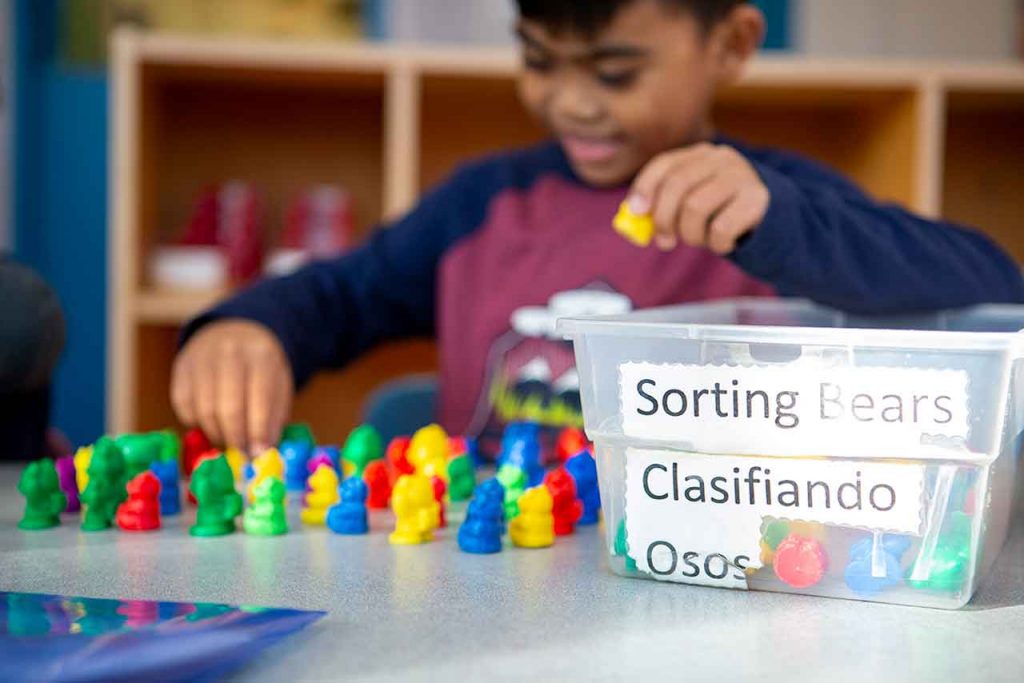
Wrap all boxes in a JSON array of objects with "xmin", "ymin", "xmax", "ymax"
[{"xmin": 558, "ymin": 298, "xmax": 1024, "ymax": 609}]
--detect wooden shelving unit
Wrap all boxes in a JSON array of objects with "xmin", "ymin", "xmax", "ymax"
[{"xmin": 109, "ymin": 29, "xmax": 1024, "ymax": 443}]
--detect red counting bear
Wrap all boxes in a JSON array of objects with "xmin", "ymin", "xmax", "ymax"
[
  {"xmin": 182, "ymin": 428, "xmax": 212, "ymax": 477},
  {"xmin": 554, "ymin": 427, "xmax": 589, "ymax": 464},
  {"xmin": 431, "ymin": 476, "xmax": 447, "ymax": 528},
  {"xmin": 772, "ymin": 534, "xmax": 828, "ymax": 588},
  {"xmin": 386, "ymin": 437, "xmax": 414, "ymax": 476},
  {"xmin": 363, "ymin": 460, "xmax": 393, "ymax": 509},
  {"xmin": 544, "ymin": 468, "xmax": 583, "ymax": 536},
  {"xmin": 116, "ymin": 471, "xmax": 162, "ymax": 531}
]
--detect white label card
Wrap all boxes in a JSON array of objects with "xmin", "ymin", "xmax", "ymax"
[
  {"xmin": 623, "ymin": 448, "xmax": 926, "ymax": 589},
  {"xmin": 620, "ymin": 363, "xmax": 970, "ymax": 459}
]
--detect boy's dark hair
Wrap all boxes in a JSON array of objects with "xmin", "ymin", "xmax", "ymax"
[{"xmin": 515, "ymin": 0, "xmax": 746, "ymax": 35}]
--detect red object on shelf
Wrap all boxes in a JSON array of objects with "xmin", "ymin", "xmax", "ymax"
[
  {"xmin": 116, "ymin": 471, "xmax": 162, "ymax": 531},
  {"xmin": 282, "ymin": 186, "xmax": 354, "ymax": 253},
  {"xmin": 267, "ymin": 186, "xmax": 355, "ymax": 276},
  {"xmin": 175, "ymin": 182, "xmax": 265, "ymax": 284}
]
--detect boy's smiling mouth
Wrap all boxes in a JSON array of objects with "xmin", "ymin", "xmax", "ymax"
[{"xmin": 559, "ymin": 134, "xmax": 625, "ymax": 164}]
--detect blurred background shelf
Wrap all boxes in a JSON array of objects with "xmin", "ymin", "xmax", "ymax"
[
  {"xmin": 133, "ymin": 288, "xmax": 230, "ymax": 324},
  {"xmin": 108, "ymin": 29, "xmax": 1024, "ymax": 442}
]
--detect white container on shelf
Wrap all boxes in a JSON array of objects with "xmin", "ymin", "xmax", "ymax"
[
  {"xmin": 149, "ymin": 246, "xmax": 228, "ymax": 290},
  {"xmin": 558, "ymin": 298, "xmax": 1024, "ymax": 609}
]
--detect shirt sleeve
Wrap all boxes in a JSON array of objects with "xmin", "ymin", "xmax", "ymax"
[
  {"xmin": 731, "ymin": 158, "xmax": 1024, "ymax": 313},
  {"xmin": 179, "ymin": 162, "xmax": 490, "ymax": 388}
]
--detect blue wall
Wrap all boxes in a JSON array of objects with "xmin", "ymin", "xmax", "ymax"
[
  {"xmin": 13, "ymin": 0, "xmax": 108, "ymax": 447},
  {"xmin": 757, "ymin": 0, "xmax": 792, "ymax": 51}
]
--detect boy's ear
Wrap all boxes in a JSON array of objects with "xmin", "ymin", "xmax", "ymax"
[{"xmin": 709, "ymin": 4, "xmax": 765, "ymax": 84}]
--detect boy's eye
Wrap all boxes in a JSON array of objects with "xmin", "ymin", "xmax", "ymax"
[
  {"xmin": 523, "ymin": 54, "xmax": 554, "ymax": 73},
  {"xmin": 595, "ymin": 70, "xmax": 637, "ymax": 89}
]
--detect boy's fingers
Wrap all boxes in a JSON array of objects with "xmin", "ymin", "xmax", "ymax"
[
  {"xmin": 194, "ymin": 360, "xmax": 224, "ymax": 446},
  {"xmin": 170, "ymin": 358, "xmax": 197, "ymax": 426},
  {"xmin": 651, "ymin": 166, "xmax": 717, "ymax": 250},
  {"xmin": 216, "ymin": 349, "xmax": 248, "ymax": 452},
  {"xmin": 268, "ymin": 367, "xmax": 293, "ymax": 449},
  {"xmin": 246, "ymin": 362, "xmax": 276, "ymax": 455},
  {"xmin": 707, "ymin": 187, "xmax": 769, "ymax": 255},
  {"xmin": 630, "ymin": 143, "xmax": 714, "ymax": 213},
  {"xmin": 677, "ymin": 176, "xmax": 739, "ymax": 248}
]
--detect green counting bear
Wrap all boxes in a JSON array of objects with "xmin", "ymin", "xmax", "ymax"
[
  {"xmin": 80, "ymin": 437, "xmax": 128, "ymax": 531},
  {"xmin": 18, "ymin": 459, "xmax": 67, "ymax": 530},
  {"xmin": 190, "ymin": 455, "xmax": 243, "ymax": 537},
  {"xmin": 243, "ymin": 476, "xmax": 288, "ymax": 536},
  {"xmin": 155, "ymin": 429, "xmax": 181, "ymax": 463},
  {"xmin": 343, "ymin": 424, "xmax": 383, "ymax": 477},
  {"xmin": 908, "ymin": 511, "xmax": 973, "ymax": 592},
  {"xmin": 279, "ymin": 422, "xmax": 316, "ymax": 449},
  {"xmin": 614, "ymin": 518, "xmax": 638, "ymax": 572},
  {"xmin": 446, "ymin": 455, "xmax": 476, "ymax": 502},
  {"xmin": 116, "ymin": 433, "xmax": 162, "ymax": 479},
  {"xmin": 496, "ymin": 464, "xmax": 526, "ymax": 519}
]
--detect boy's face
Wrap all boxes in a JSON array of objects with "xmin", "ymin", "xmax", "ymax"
[{"xmin": 517, "ymin": 0, "xmax": 750, "ymax": 187}]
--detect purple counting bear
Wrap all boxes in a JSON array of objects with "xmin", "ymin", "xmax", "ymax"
[
  {"xmin": 55, "ymin": 456, "xmax": 80, "ymax": 513},
  {"xmin": 306, "ymin": 453, "xmax": 337, "ymax": 478},
  {"xmin": 565, "ymin": 450, "xmax": 600, "ymax": 525},
  {"xmin": 309, "ymin": 446, "xmax": 341, "ymax": 473},
  {"xmin": 326, "ymin": 477, "xmax": 369, "ymax": 535}
]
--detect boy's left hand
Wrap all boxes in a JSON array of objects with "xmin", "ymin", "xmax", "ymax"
[{"xmin": 628, "ymin": 142, "xmax": 769, "ymax": 254}]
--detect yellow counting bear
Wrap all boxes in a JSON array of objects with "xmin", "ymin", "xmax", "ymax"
[
  {"xmin": 74, "ymin": 445, "xmax": 93, "ymax": 493},
  {"xmin": 301, "ymin": 464, "xmax": 340, "ymax": 525},
  {"xmin": 407, "ymin": 424, "xmax": 450, "ymax": 482},
  {"xmin": 509, "ymin": 486, "xmax": 555, "ymax": 549},
  {"xmin": 612, "ymin": 200, "xmax": 655, "ymax": 247},
  {"xmin": 248, "ymin": 448, "xmax": 285, "ymax": 503},
  {"xmin": 389, "ymin": 474, "xmax": 440, "ymax": 545},
  {"xmin": 224, "ymin": 447, "xmax": 247, "ymax": 482}
]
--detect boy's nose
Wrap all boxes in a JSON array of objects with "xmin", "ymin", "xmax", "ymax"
[{"xmin": 550, "ymin": 85, "xmax": 604, "ymax": 126}]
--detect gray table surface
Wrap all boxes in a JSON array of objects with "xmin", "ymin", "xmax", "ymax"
[{"xmin": 2, "ymin": 464, "xmax": 1023, "ymax": 683}]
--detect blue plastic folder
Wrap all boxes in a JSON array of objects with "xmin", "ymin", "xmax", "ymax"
[{"xmin": 0, "ymin": 591, "xmax": 325, "ymax": 682}]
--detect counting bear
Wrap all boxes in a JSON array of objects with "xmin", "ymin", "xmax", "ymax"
[
  {"xmin": 389, "ymin": 474, "xmax": 440, "ymax": 545},
  {"xmin": 327, "ymin": 477, "xmax": 369, "ymax": 535},
  {"xmin": 509, "ymin": 486, "xmax": 555, "ymax": 549}
]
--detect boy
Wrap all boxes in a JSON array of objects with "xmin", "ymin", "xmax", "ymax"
[{"xmin": 171, "ymin": 0, "xmax": 1024, "ymax": 456}]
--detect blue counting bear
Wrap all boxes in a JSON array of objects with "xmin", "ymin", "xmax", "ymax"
[
  {"xmin": 462, "ymin": 436, "xmax": 482, "ymax": 467},
  {"xmin": 474, "ymin": 478, "xmax": 507, "ymax": 532},
  {"xmin": 844, "ymin": 534, "xmax": 912, "ymax": 597},
  {"xmin": 565, "ymin": 450, "xmax": 600, "ymax": 524},
  {"xmin": 149, "ymin": 460, "xmax": 181, "ymax": 516},
  {"xmin": 280, "ymin": 440, "xmax": 312, "ymax": 491},
  {"xmin": 326, "ymin": 477, "xmax": 369, "ymax": 535},
  {"xmin": 498, "ymin": 422, "xmax": 544, "ymax": 487},
  {"xmin": 458, "ymin": 492, "xmax": 505, "ymax": 554}
]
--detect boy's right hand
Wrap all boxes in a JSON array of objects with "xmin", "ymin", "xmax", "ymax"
[{"xmin": 171, "ymin": 319, "xmax": 293, "ymax": 455}]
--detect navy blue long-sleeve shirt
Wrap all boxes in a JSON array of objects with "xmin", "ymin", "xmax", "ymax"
[{"xmin": 183, "ymin": 139, "xmax": 1024, "ymax": 434}]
